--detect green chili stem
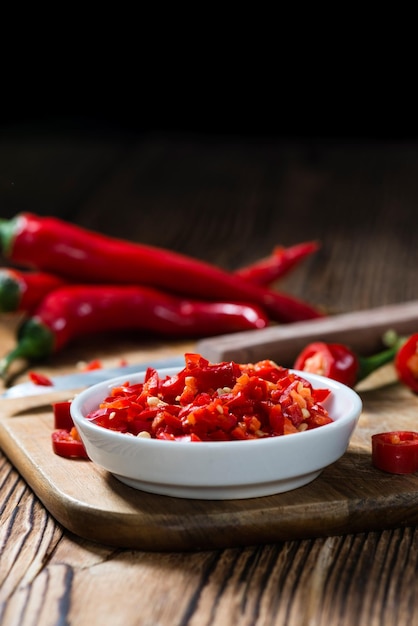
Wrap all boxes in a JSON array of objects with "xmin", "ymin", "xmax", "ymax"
[
  {"xmin": 357, "ymin": 331, "xmax": 406, "ymax": 382},
  {"xmin": 0, "ymin": 217, "xmax": 18, "ymax": 258},
  {"xmin": 0, "ymin": 319, "xmax": 55, "ymax": 379},
  {"xmin": 0, "ymin": 271, "xmax": 20, "ymax": 312}
]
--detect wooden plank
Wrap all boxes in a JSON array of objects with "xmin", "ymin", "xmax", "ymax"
[
  {"xmin": 1, "ymin": 368, "xmax": 417, "ymax": 551},
  {"xmin": 197, "ymin": 300, "xmax": 418, "ymax": 365}
]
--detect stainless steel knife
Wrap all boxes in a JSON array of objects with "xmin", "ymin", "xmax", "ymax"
[{"xmin": 1, "ymin": 356, "xmax": 185, "ymax": 399}]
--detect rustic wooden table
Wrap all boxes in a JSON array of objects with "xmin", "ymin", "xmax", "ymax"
[{"xmin": 1, "ymin": 122, "xmax": 418, "ymax": 625}]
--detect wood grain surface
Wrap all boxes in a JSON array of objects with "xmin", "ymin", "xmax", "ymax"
[{"xmin": 2, "ymin": 128, "xmax": 418, "ymax": 625}]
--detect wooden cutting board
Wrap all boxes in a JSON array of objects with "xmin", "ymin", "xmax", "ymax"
[{"xmin": 1, "ymin": 363, "xmax": 418, "ymax": 552}]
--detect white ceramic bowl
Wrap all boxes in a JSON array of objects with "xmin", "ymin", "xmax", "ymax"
[{"xmin": 70, "ymin": 367, "xmax": 362, "ymax": 500}]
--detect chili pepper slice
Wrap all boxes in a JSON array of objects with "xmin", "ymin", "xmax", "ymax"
[
  {"xmin": 51, "ymin": 428, "xmax": 89, "ymax": 459},
  {"xmin": 294, "ymin": 342, "xmax": 359, "ymax": 387},
  {"xmin": 371, "ymin": 431, "xmax": 418, "ymax": 474},
  {"xmin": 29, "ymin": 371, "xmax": 53, "ymax": 386},
  {"xmin": 53, "ymin": 401, "xmax": 74, "ymax": 430},
  {"xmin": 80, "ymin": 359, "xmax": 103, "ymax": 371},
  {"xmin": 294, "ymin": 337, "xmax": 404, "ymax": 388},
  {"xmin": 51, "ymin": 402, "xmax": 89, "ymax": 458},
  {"xmin": 394, "ymin": 333, "xmax": 418, "ymax": 393}
]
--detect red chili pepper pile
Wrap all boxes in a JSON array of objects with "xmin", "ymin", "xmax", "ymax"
[
  {"xmin": 85, "ymin": 353, "xmax": 333, "ymax": 442},
  {"xmin": 0, "ymin": 213, "xmax": 322, "ymax": 377}
]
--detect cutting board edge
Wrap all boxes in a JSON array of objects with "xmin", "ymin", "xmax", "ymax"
[{"xmin": 2, "ymin": 416, "xmax": 418, "ymax": 551}]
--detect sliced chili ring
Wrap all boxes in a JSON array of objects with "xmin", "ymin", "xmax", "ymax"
[
  {"xmin": 371, "ymin": 431, "xmax": 418, "ymax": 474},
  {"xmin": 51, "ymin": 428, "xmax": 89, "ymax": 459}
]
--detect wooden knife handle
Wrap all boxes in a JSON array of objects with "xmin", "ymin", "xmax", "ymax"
[{"xmin": 197, "ymin": 300, "xmax": 418, "ymax": 365}]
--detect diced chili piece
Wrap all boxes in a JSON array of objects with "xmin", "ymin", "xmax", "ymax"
[
  {"xmin": 53, "ymin": 401, "xmax": 73, "ymax": 430},
  {"xmin": 29, "ymin": 371, "xmax": 53, "ymax": 386},
  {"xmin": 81, "ymin": 359, "xmax": 103, "ymax": 371},
  {"xmin": 51, "ymin": 428, "xmax": 89, "ymax": 459}
]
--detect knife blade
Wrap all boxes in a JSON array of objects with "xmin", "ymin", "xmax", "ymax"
[{"xmin": 1, "ymin": 356, "xmax": 185, "ymax": 399}]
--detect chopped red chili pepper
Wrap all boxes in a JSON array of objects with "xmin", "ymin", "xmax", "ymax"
[
  {"xmin": 52, "ymin": 428, "xmax": 89, "ymax": 459},
  {"xmin": 53, "ymin": 400, "xmax": 74, "ymax": 429},
  {"xmin": 51, "ymin": 401, "xmax": 89, "ymax": 458},
  {"xmin": 81, "ymin": 359, "xmax": 103, "ymax": 371},
  {"xmin": 85, "ymin": 353, "xmax": 333, "ymax": 442},
  {"xmin": 29, "ymin": 371, "xmax": 53, "ymax": 386},
  {"xmin": 395, "ymin": 333, "xmax": 418, "ymax": 393},
  {"xmin": 372, "ymin": 431, "xmax": 418, "ymax": 474}
]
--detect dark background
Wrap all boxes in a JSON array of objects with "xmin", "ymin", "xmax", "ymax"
[
  {"xmin": 2, "ymin": 93, "xmax": 418, "ymax": 314},
  {"xmin": 1, "ymin": 84, "xmax": 414, "ymax": 142},
  {"xmin": 1, "ymin": 111, "xmax": 413, "ymax": 142}
]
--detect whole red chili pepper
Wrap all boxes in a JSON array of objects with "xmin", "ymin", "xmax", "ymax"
[
  {"xmin": 0, "ymin": 284, "xmax": 269, "ymax": 377},
  {"xmin": 294, "ymin": 339, "xmax": 402, "ymax": 387},
  {"xmin": 0, "ymin": 242, "xmax": 319, "ymax": 314},
  {"xmin": 0, "ymin": 241, "xmax": 317, "ymax": 315},
  {"xmin": 0, "ymin": 213, "xmax": 322, "ymax": 323},
  {"xmin": 394, "ymin": 333, "xmax": 418, "ymax": 393},
  {"xmin": 234, "ymin": 241, "xmax": 319, "ymax": 286},
  {"xmin": 0, "ymin": 268, "xmax": 66, "ymax": 313}
]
